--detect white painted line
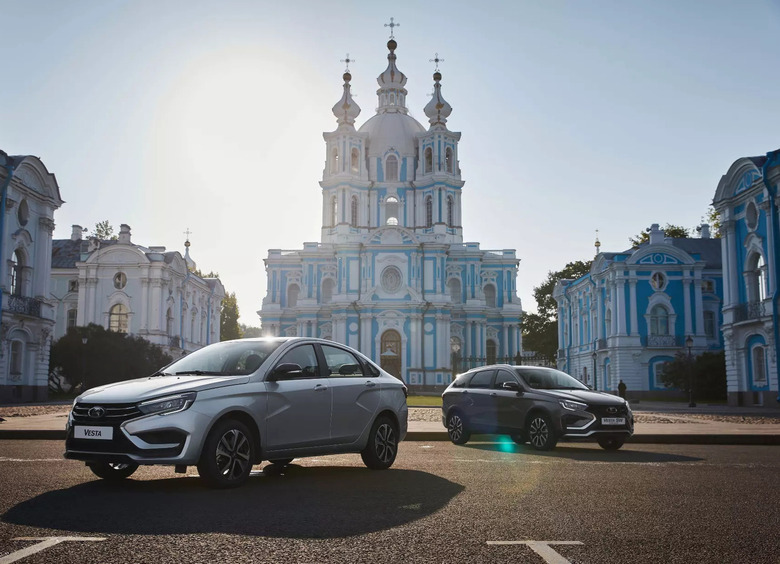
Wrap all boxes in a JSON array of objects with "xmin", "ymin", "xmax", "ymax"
[
  {"xmin": 487, "ymin": 540, "xmax": 584, "ymax": 564},
  {"xmin": 2, "ymin": 537, "xmax": 106, "ymax": 564},
  {"xmin": 0, "ymin": 458, "xmax": 63, "ymax": 463}
]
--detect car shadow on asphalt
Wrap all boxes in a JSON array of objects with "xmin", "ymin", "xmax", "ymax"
[
  {"xmin": 461, "ymin": 440, "xmax": 704, "ymax": 463},
  {"xmin": 2, "ymin": 465, "xmax": 464, "ymax": 538}
]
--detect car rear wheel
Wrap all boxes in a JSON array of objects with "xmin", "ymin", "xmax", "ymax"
[
  {"xmin": 87, "ymin": 461, "xmax": 139, "ymax": 481},
  {"xmin": 197, "ymin": 419, "xmax": 255, "ymax": 488},
  {"xmin": 597, "ymin": 436, "xmax": 625, "ymax": 450},
  {"xmin": 446, "ymin": 412, "xmax": 471, "ymax": 445},
  {"xmin": 527, "ymin": 413, "xmax": 557, "ymax": 451},
  {"xmin": 361, "ymin": 416, "xmax": 398, "ymax": 470}
]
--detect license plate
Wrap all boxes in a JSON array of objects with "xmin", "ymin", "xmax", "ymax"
[
  {"xmin": 601, "ymin": 417, "xmax": 626, "ymax": 426},
  {"xmin": 74, "ymin": 425, "xmax": 113, "ymax": 440}
]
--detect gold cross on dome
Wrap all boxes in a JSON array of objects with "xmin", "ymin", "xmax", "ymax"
[
  {"xmin": 340, "ymin": 53, "xmax": 355, "ymax": 72},
  {"xmin": 183, "ymin": 228, "xmax": 192, "ymax": 241},
  {"xmin": 384, "ymin": 17, "xmax": 400, "ymax": 39},
  {"xmin": 430, "ymin": 53, "xmax": 444, "ymax": 71}
]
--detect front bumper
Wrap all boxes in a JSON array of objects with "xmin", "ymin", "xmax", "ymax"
[{"xmin": 558, "ymin": 406, "xmax": 634, "ymax": 439}]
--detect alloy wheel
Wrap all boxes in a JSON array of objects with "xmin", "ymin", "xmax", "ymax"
[
  {"xmin": 448, "ymin": 415, "xmax": 463, "ymax": 442},
  {"xmin": 373, "ymin": 422, "xmax": 397, "ymax": 464},
  {"xmin": 215, "ymin": 428, "xmax": 251, "ymax": 481},
  {"xmin": 529, "ymin": 417, "xmax": 549, "ymax": 448}
]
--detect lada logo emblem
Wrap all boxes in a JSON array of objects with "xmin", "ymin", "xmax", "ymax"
[
  {"xmin": 607, "ymin": 407, "xmax": 618, "ymax": 414},
  {"xmin": 88, "ymin": 406, "xmax": 106, "ymax": 419}
]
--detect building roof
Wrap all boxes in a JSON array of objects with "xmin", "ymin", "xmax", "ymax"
[{"xmin": 51, "ymin": 239, "xmax": 81, "ymax": 268}]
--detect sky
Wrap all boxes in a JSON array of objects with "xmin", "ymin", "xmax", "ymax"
[{"xmin": 2, "ymin": 0, "xmax": 779, "ymax": 325}]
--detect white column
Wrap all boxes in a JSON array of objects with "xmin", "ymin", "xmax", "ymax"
[
  {"xmin": 694, "ymin": 278, "xmax": 704, "ymax": 336},
  {"xmin": 683, "ymin": 275, "xmax": 692, "ymax": 336},
  {"xmin": 616, "ymin": 277, "xmax": 627, "ymax": 335},
  {"xmin": 629, "ymin": 277, "xmax": 638, "ymax": 336}
]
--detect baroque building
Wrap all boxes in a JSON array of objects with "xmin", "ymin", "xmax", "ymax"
[
  {"xmin": 0, "ymin": 152, "xmax": 64, "ymax": 402},
  {"xmin": 713, "ymin": 150, "xmax": 779, "ymax": 406},
  {"xmin": 50, "ymin": 224, "xmax": 225, "ymax": 357},
  {"xmin": 259, "ymin": 36, "xmax": 523, "ymax": 387},
  {"xmin": 553, "ymin": 224, "xmax": 724, "ymax": 399}
]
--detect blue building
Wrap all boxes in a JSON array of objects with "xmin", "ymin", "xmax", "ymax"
[
  {"xmin": 713, "ymin": 150, "xmax": 780, "ymax": 406},
  {"xmin": 553, "ymin": 224, "xmax": 723, "ymax": 399},
  {"xmin": 258, "ymin": 37, "xmax": 523, "ymax": 388}
]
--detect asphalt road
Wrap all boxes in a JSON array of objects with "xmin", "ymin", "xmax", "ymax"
[{"xmin": 0, "ymin": 440, "xmax": 778, "ymax": 564}]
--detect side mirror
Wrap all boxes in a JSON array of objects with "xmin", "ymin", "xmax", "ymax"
[
  {"xmin": 502, "ymin": 381, "xmax": 522, "ymax": 393},
  {"xmin": 267, "ymin": 363, "xmax": 303, "ymax": 382}
]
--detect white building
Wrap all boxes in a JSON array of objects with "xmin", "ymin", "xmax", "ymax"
[
  {"xmin": 259, "ymin": 37, "xmax": 523, "ymax": 388},
  {"xmin": 0, "ymin": 152, "xmax": 64, "ymax": 402},
  {"xmin": 51, "ymin": 224, "xmax": 225, "ymax": 356}
]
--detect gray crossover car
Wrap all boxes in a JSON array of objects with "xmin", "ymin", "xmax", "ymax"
[
  {"xmin": 442, "ymin": 365, "xmax": 633, "ymax": 450},
  {"xmin": 65, "ymin": 337, "xmax": 408, "ymax": 487}
]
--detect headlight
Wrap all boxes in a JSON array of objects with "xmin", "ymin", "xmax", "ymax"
[
  {"xmin": 560, "ymin": 399, "xmax": 588, "ymax": 411},
  {"xmin": 138, "ymin": 392, "xmax": 197, "ymax": 416}
]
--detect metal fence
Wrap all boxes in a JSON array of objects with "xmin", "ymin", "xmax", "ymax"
[{"xmin": 452, "ymin": 354, "xmax": 555, "ymax": 374}]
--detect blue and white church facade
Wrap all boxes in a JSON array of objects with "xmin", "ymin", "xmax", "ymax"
[
  {"xmin": 259, "ymin": 38, "xmax": 523, "ymax": 388},
  {"xmin": 553, "ymin": 225, "xmax": 724, "ymax": 399},
  {"xmin": 713, "ymin": 150, "xmax": 780, "ymax": 406}
]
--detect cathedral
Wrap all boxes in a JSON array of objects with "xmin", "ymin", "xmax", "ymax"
[{"xmin": 258, "ymin": 33, "xmax": 523, "ymax": 388}]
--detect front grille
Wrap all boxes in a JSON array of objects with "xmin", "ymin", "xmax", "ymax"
[
  {"xmin": 72, "ymin": 402, "xmax": 142, "ymax": 425},
  {"xmin": 589, "ymin": 404, "xmax": 629, "ymax": 418}
]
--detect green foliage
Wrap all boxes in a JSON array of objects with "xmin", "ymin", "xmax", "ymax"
[
  {"xmin": 90, "ymin": 220, "xmax": 118, "ymax": 241},
  {"xmin": 629, "ymin": 224, "xmax": 690, "ymax": 248},
  {"xmin": 49, "ymin": 324, "xmax": 173, "ymax": 390},
  {"xmin": 533, "ymin": 260, "xmax": 593, "ymax": 320},
  {"xmin": 220, "ymin": 292, "xmax": 242, "ymax": 341},
  {"xmin": 191, "ymin": 268, "xmax": 219, "ymax": 278},
  {"xmin": 660, "ymin": 350, "xmax": 727, "ymax": 401},
  {"xmin": 704, "ymin": 206, "xmax": 722, "ymax": 238},
  {"xmin": 240, "ymin": 324, "xmax": 262, "ymax": 338}
]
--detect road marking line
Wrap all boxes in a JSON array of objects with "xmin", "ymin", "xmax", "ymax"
[
  {"xmin": 487, "ymin": 540, "xmax": 583, "ymax": 564},
  {"xmin": 1, "ymin": 537, "xmax": 106, "ymax": 564},
  {"xmin": 0, "ymin": 458, "xmax": 62, "ymax": 463}
]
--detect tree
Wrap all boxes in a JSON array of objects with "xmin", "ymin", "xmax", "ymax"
[
  {"xmin": 628, "ymin": 224, "xmax": 690, "ymax": 248},
  {"xmin": 49, "ymin": 324, "xmax": 173, "ymax": 391},
  {"xmin": 659, "ymin": 350, "xmax": 727, "ymax": 401},
  {"xmin": 522, "ymin": 260, "xmax": 592, "ymax": 362},
  {"xmin": 703, "ymin": 205, "xmax": 722, "ymax": 238},
  {"xmin": 240, "ymin": 324, "xmax": 262, "ymax": 338},
  {"xmin": 90, "ymin": 220, "xmax": 118, "ymax": 240},
  {"xmin": 220, "ymin": 292, "xmax": 242, "ymax": 341}
]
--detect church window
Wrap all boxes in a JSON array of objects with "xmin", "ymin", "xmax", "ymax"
[
  {"xmin": 17, "ymin": 199, "xmax": 29, "ymax": 226},
  {"xmin": 386, "ymin": 196, "xmax": 399, "ymax": 226},
  {"xmin": 486, "ymin": 340, "xmax": 497, "ymax": 365},
  {"xmin": 745, "ymin": 201, "xmax": 758, "ymax": 231},
  {"xmin": 704, "ymin": 310, "xmax": 716, "ymax": 338},
  {"xmin": 331, "ymin": 196, "xmax": 338, "ymax": 226},
  {"xmin": 605, "ymin": 310, "xmax": 612, "ymax": 337},
  {"xmin": 752, "ymin": 345, "xmax": 767, "ymax": 385},
  {"xmin": 424, "ymin": 147, "xmax": 432, "ymax": 174},
  {"xmin": 650, "ymin": 272, "xmax": 666, "ymax": 291},
  {"xmin": 381, "ymin": 266, "xmax": 403, "ymax": 294},
  {"xmin": 67, "ymin": 308, "xmax": 77, "ymax": 328},
  {"xmin": 448, "ymin": 278, "xmax": 462, "ymax": 304},
  {"xmin": 702, "ymin": 280, "xmax": 715, "ymax": 293},
  {"xmin": 445, "ymin": 148, "xmax": 453, "ymax": 173},
  {"xmin": 330, "ymin": 147, "xmax": 339, "ymax": 174},
  {"xmin": 350, "ymin": 196, "xmax": 358, "ymax": 227},
  {"xmin": 425, "ymin": 196, "xmax": 433, "ymax": 228},
  {"xmin": 10, "ymin": 340, "xmax": 23, "ymax": 378},
  {"xmin": 287, "ymin": 284, "xmax": 300, "ymax": 308},
  {"xmin": 450, "ymin": 337, "xmax": 462, "ymax": 374},
  {"xmin": 109, "ymin": 304, "xmax": 129, "ymax": 333},
  {"xmin": 447, "ymin": 195, "xmax": 454, "ymax": 226},
  {"xmin": 68, "ymin": 279, "xmax": 79, "ymax": 292},
  {"xmin": 649, "ymin": 305, "xmax": 669, "ymax": 336},
  {"xmin": 484, "ymin": 284, "xmax": 496, "ymax": 308},
  {"xmin": 746, "ymin": 253, "xmax": 766, "ymax": 303},
  {"xmin": 386, "ymin": 155, "xmax": 398, "ymax": 181},
  {"xmin": 10, "ymin": 250, "xmax": 22, "ymax": 296},
  {"xmin": 321, "ymin": 278, "xmax": 335, "ymax": 304},
  {"xmin": 113, "ymin": 272, "xmax": 127, "ymax": 290},
  {"xmin": 351, "ymin": 148, "xmax": 359, "ymax": 174}
]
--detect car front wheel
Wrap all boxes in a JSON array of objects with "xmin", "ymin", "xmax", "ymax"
[
  {"xmin": 597, "ymin": 436, "xmax": 625, "ymax": 450},
  {"xmin": 197, "ymin": 419, "xmax": 255, "ymax": 488},
  {"xmin": 527, "ymin": 413, "xmax": 557, "ymax": 451},
  {"xmin": 361, "ymin": 416, "xmax": 398, "ymax": 470},
  {"xmin": 88, "ymin": 461, "xmax": 139, "ymax": 481},
  {"xmin": 446, "ymin": 412, "xmax": 471, "ymax": 445}
]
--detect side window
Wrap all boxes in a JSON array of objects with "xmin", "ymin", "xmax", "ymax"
[
  {"xmin": 321, "ymin": 344, "xmax": 363, "ymax": 377},
  {"xmin": 467, "ymin": 370, "xmax": 495, "ymax": 389},
  {"xmin": 276, "ymin": 344, "xmax": 320, "ymax": 378},
  {"xmin": 494, "ymin": 370, "xmax": 518, "ymax": 389}
]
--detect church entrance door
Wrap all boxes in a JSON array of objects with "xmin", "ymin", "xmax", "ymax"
[{"xmin": 380, "ymin": 330, "xmax": 402, "ymax": 379}]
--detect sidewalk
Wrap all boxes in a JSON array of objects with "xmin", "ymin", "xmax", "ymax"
[{"xmin": 1, "ymin": 404, "xmax": 779, "ymax": 444}]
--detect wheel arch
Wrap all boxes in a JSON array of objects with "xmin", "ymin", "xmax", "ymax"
[{"xmin": 207, "ymin": 410, "xmax": 264, "ymax": 464}]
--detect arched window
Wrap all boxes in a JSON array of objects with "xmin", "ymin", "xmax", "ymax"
[
  {"xmin": 9, "ymin": 340, "xmax": 23, "ymax": 378},
  {"xmin": 321, "ymin": 278, "xmax": 335, "ymax": 304},
  {"xmin": 447, "ymin": 278, "xmax": 462, "ymax": 304},
  {"xmin": 330, "ymin": 147, "xmax": 339, "ymax": 174},
  {"xmin": 287, "ymin": 284, "xmax": 300, "ymax": 308},
  {"xmin": 350, "ymin": 195, "xmax": 358, "ymax": 227},
  {"xmin": 331, "ymin": 196, "xmax": 338, "ymax": 226},
  {"xmin": 351, "ymin": 148, "xmax": 359, "ymax": 174},
  {"xmin": 424, "ymin": 147, "xmax": 433, "ymax": 173},
  {"xmin": 67, "ymin": 308, "xmax": 77, "ymax": 328},
  {"xmin": 752, "ymin": 345, "xmax": 767, "ymax": 386},
  {"xmin": 380, "ymin": 329, "xmax": 402, "ymax": 379},
  {"xmin": 484, "ymin": 284, "xmax": 496, "ymax": 308},
  {"xmin": 386, "ymin": 196, "xmax": 399, "ymax": 226},
  {"xmin": 746, "ymin": 253, "xmax": 766, "ymax": 303},
  {"xmin": 386, "ymin": 155, "xmax": 398, "ymax": 182},
  {"xmin": 10, "ymin": 250, "xmax": 22, "ymax": 296},
  {"xmin": 445, "ymin": 147, "xmax": 453, "ymax": 173},
  {"xmin": 704, "ymin": 310, "xmax": 716, "ymax": 338},
  {"xmin": 109, "ymin": 304, "xmax": 129, "ymax": 333},
  {"xmin": 425, "ymin": 196, "xmax": 433, "ymax": 228},
  {"xmin": 450, "ymin": 337, "xmax": 462, "ymax": 374},
  {"xmin": 649, "ymin": 305, "xmax": 669, "ymax": 336},
  {"xmin": 486, "ymin": 340, "xmax": 497, "ymax": 365},
  {"xmin": 447, "ymin": 195, "xmax": 454, "ymax": 226}
]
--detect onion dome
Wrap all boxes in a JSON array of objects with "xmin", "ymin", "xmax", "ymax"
[
  {"xmin": 424, "ymin": 70, "xmax": 452, "ymax": 128},
  {"xmin": 376, "ymin": 40, "xmax": 409, "ymax": 114},
  {"xmin": 332, "ymin": 71, "xmax": 361, "ymax": 127}
]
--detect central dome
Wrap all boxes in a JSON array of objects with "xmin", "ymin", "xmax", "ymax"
[{"xmin": 359, "ymin": 112, "xmax": 425, "ymax": 157}]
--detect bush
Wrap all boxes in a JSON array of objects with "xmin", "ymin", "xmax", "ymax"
[{"xmin": 660, "ymin": 350, "xmax": 727, "ymax": 402}]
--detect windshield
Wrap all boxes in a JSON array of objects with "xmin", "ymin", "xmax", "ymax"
[
  {"xmin": 162, "ymin": 340, "xmax": 284, "ymax": 376},
  {"xmin": 515, "ymin": 367, "xmax": 589, "ymax": 391}
]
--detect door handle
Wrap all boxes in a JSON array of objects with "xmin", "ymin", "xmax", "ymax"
[
  {"xmin": 314, "ymin": 384, "xmax": 328, "ymax": 392},
  {"xmin": 365, "ymin": 381, "xmax": 377, "ymax": 387}
]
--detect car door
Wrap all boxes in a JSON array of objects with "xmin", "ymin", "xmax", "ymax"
[
  {"xmin": 464, "ymin": 369, "xmax": 496, "ymax": 431},
  {"xmin": 320, "ymin": 343, "xmax": 380, "ymax": 444},
  {"xmin": 264, "ymin": 343, "xmax": 332, "ymax": 450},
  {"xmin": 493, "ymin": 369, "xmax": 527, "ymax": 433}
]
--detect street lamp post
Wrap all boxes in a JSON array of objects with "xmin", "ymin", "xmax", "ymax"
[
  {"xmin": 592, "ymin": 348, "xmax": 597, "ymax": 391},
  {"xmin": 686, "ymin": 335, "xmax": 696, "ymax": 407}
]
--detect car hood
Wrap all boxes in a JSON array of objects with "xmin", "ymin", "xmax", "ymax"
[
  {"xmin": 538, "ymin": 389, "xmax": 628, "ymax": 406},
  {"xmin": 77, "ymin": 374, "xmax": 250, "ymax": 403}
]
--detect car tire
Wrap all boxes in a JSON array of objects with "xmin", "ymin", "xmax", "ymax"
[
  {"xmin": 197, "ymin": 419, "xmax": 255, "ymax": 488},
  {"xmin": 268, "ymin": 458, "xmax": 293, "ymax": 466},
  {"xmin": 526, "ymin": 413, "xmax": 557, "ymax": 451},
  {"xmin": 360, "ymin": 415, "xmax": 398, "ymax": 470},
  {"xmin": 510, "ymin": 433, "xmax": 526, "ymax": 445},
  {"xmin": 446, "ymin": 411, "xmax": 471, "ymax": 445},
  {"xmin": 87, "ymin": 461, "xmax": 139, "ymax": 481},
  {"xmin": 597, "ymin": 436, "xmax": 625, "ymax": 451}
]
